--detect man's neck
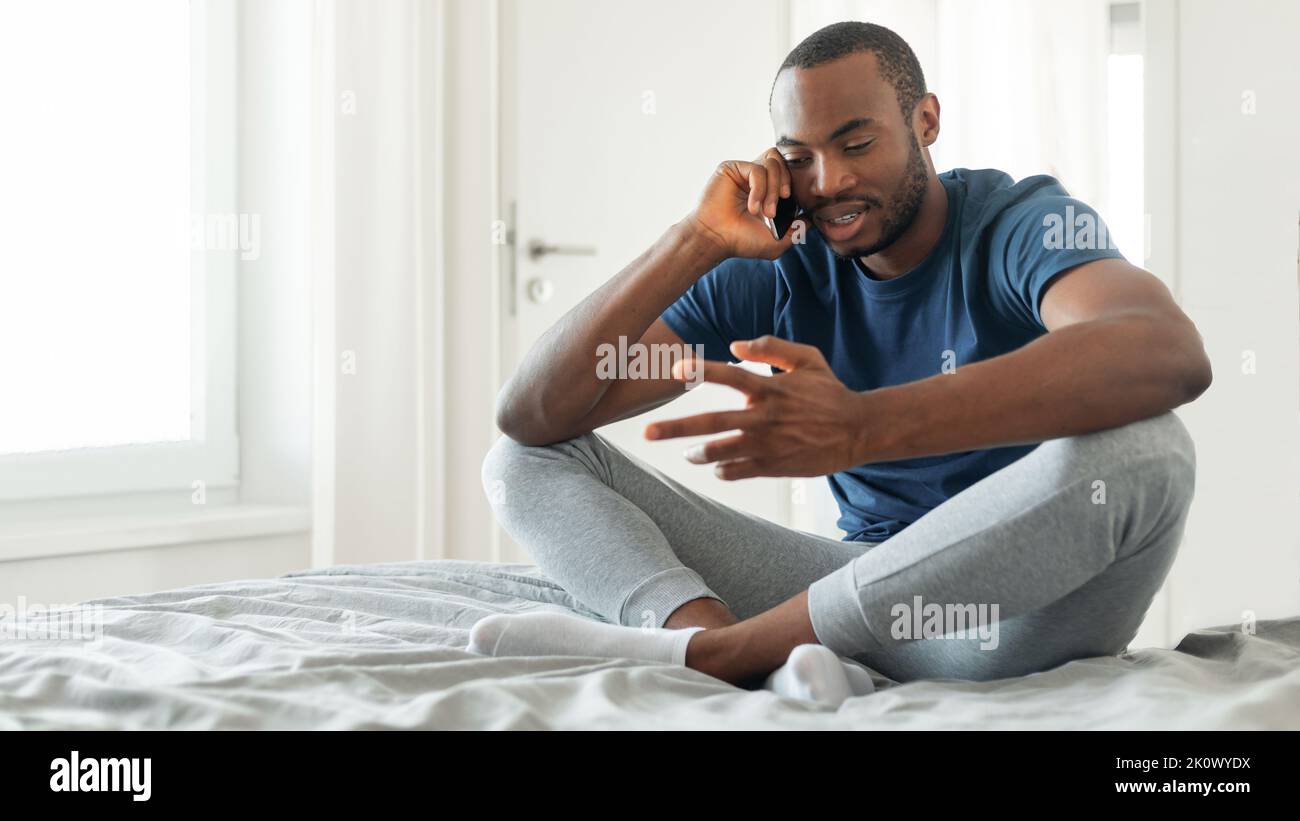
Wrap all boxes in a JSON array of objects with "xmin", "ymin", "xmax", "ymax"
[{"xmin": 857, "ymin": 174, "xmax": 949, "ymax": 280}]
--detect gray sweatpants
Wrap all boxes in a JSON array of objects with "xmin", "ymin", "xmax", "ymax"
[{"xmin": 481, "ymin": 411, "xmax": 1196, "ymax": 683}]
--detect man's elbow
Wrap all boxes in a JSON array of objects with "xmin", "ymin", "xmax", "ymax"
[
  {"xmin": 494, "ymin": 384, "xmax": 538, "ymax": 445},
  {"xmin": 1137, "ymin": 311, "xmax": 1212, "ymax": 406},
  {"xmin": 1175, "ymin": 322, "xmax": 1213, "ymax": 403},
  {"xmin": 1181, "ymin": 353, "xmax": 1213, "ymax": 403},
  {"xmin": 494, "ymin": 384, "xmax": 565, "ymax": 447}
]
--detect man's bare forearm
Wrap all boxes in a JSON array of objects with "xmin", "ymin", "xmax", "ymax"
[
  {"xmin": 496, "ymin": 218, "xmax": 727, "ymax": 444},
  {"xmin": 858, "ymin": 314, "xmax": 1213, "ymax": 463}
]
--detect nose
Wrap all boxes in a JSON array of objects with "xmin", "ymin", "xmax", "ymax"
[{"xmin": 810, "ymin": 154, "xmax": 858, "ymax": 202}]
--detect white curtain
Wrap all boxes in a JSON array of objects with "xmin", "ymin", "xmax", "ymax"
[{"xmin": 309, "ymin": 0, "xmax": 444, "ymax": 567}]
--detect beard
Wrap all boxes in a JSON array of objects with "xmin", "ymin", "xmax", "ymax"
[{"xmin": 827, "ymin": 132, "xmax": 930, "ymax": 261}]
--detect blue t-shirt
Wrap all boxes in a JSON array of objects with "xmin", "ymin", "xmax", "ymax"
[{"xmin": 660, "ymin": 167, "xmax": 1127, "ymax": 542}]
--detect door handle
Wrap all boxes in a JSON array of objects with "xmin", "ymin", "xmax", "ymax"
[{"xmin": 527, "ymin": 238, "xmax": 597, "ymax": 261}]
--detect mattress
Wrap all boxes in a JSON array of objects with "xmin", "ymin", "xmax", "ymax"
[{"xmin": 1, "ymin": 559, "xmax": 1297, "ymax": 729}]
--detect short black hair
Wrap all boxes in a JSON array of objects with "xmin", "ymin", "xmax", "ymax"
[{"xmin": 771, "ymin": 21, "xmax": 928, "ymax": 119}]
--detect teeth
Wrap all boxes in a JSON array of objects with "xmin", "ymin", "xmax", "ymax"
[{"xmin": 830, "ymin": 212, "xmax": 861, "ymax": 224}]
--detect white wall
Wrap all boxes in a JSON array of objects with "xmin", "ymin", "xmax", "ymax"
[
  {"xmin": 441, "ymin": 0, "xmax": 505, "ymax": 561},
  {"xmin": 0, "ymin": 533, "xmax": 305, "ymax": 606},
  {"xmin": 1164, "ymin": 0, "xmax": 1300, "ymax": 636}
]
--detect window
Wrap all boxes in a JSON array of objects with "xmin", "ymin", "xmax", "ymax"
[
  {"xmin": 1106, "ymin": 1, "xmax": 1145, "ymax": 264},
  {"xmin": 0, "ymin": 0, "xmax": 237, "ymax": 501}
]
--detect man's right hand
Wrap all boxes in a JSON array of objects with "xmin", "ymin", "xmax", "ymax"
[{"xmin": 685, "ymin": 148, "xmax": 807, "ymax": 261}]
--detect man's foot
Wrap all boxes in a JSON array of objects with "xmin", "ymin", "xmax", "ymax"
[
  {"xmin": 466, "ymin": 610, "xmax": 704, "ymax": 665},
  {"xmin": 763, "ymin": 644, "xmax": 876, "ymax": 707}
]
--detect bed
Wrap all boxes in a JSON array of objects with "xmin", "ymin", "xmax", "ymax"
[{"xmin": 1, "ymin": 559, "xmax": 1297, "ymax": 729}]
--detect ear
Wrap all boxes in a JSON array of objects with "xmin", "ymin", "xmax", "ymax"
[{"xmin": 914, "ymin": 92, "xmax": 940, "ymax": 147}]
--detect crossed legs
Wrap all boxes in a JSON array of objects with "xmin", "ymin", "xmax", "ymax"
[{"xmin": 476, "ymin": 411, "xmax": 1195, "ymax": 688}]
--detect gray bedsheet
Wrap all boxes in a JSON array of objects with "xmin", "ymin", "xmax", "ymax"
[{"xmin": 1, "ymin": 559, "xmax": 1297, "ymax": 729}]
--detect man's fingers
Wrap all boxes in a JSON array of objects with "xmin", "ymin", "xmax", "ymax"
[
  {"xmin": 682, "ymin": 432, "xmax": 754, "ymax": 464},
  {"xmin": 755, "ymin": 147, "xmax": 791, "ymax": 200},
  {"xmin": 670, "ymin": 358, "xmax": 768, "ymax": 393},
  {"xmin": 746, "ymin": 163, "xmax": 766, "ymax": 217},
  {"xmin": 730, "ymin": 335, "xmax": 826, "ymax": 371},
  {"xmin": 762, "ymin": 154, "xmax": 784, "ymax": 217},
  {"xmin": 714, "ymin": 458, "xmax": 768, "ymax": 481},
  {"xmin": 644, "ymin": 409, "xmax": 762, "ymax": 441}
]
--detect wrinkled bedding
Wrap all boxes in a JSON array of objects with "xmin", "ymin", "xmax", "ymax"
[{"xmin": 1, "ymin": 559, "xmax": 1297, "ymax": 729}]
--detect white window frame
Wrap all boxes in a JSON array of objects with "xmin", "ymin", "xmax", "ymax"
[{"xmin": 0, "ymin": 0, "xmax": 238, "ymax": 502}]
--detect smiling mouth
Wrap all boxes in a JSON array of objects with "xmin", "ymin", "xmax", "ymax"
[
  {"xmin": 822, "ymin": 211, "xmax": 863, "ymax": 225},
  {"xmin": 816, "ymin": 207, "xmax": 869, "ymax": 238}
]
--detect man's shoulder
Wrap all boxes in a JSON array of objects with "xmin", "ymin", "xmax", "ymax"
[
  {"xmin": 942, "ymin": 167, "xmax": 1102, "ymax": 254},
  {"xmin": 943, "ymin": 167, "xmax": 1076, "ymax": 220},
  {"xmin": 688, "ymin": 254, "xmax": 783, "ymax": 306},
  {"xmin": 700, "ymin": 253, "xmax": 782, "ymax": 285}
]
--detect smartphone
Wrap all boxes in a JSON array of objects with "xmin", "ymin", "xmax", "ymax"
[{"xmin": 763, "ymin": 194, "xmax": 804, "ymax": 240}]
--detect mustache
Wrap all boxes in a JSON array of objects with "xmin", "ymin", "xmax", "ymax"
[{"xmin": 811, "ymin": 195, "xmax": 883, "ymax": 213}]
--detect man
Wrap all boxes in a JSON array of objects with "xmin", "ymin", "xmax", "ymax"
[{"xmin": 468, "ymin": 21, "xmax": 1211, "ymax": 705}]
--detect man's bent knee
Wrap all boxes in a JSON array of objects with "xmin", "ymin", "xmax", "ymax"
[
  {"xmin": 481, "ymin": 434, "xmax": 522, "ymax": 508},
  {"xmin": 1090, "ymin": 411, "xmax": 1195, "ymax": 466},
  {"xmin": 480, "ymin": 432, "xmax": 605, "ymax": 510},
  {"xmin": 1046, "ymin": 411, "xmax": 1196, "ymax": 496},
  {"xmin": 1102, "ymin": 412, "xmax": 1196, "ymax": 509}
]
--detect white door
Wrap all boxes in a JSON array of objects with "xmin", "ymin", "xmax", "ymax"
[{"xmin": 499, "ymin": 0, "xmax": 797, "ymax": 561}]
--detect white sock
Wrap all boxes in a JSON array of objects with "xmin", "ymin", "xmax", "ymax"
[
  {"xmin": 764, "ymin": 644, "xmax": 877, "ymax": 707},
  {"xmin": 466, "ymin": 610, "xmax": 705, "ymax": 666},
  {"xmin": 837, "ymin": 654, "xmax": 879, "ymax": 696}
]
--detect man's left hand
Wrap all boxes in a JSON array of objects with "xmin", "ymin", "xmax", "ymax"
[{"xmin": 643, "ymin": 336, "xmax": 874, "ymax": 480}]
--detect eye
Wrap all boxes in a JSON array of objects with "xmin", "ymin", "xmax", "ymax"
[
  {"xmin": 846, "ymin": 141, "xmax": 873, "ymax": 152},
  {"xmin": 782, "ymin": 156, "xmax": 810, "ymax": 168}
]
